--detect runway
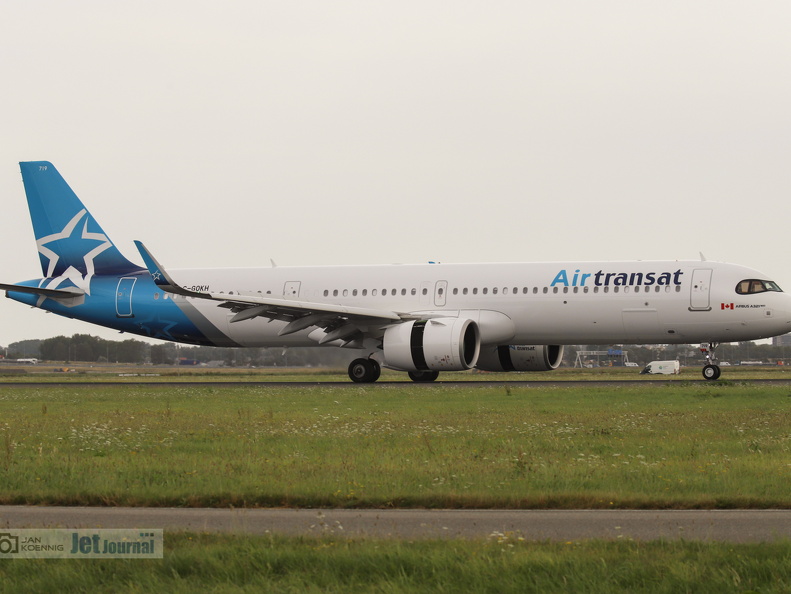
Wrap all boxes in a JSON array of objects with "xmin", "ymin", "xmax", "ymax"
[
  {"xmin": 2, "ymin": 379, "xmax": 791, "ymax": 388},
  {"xmin": 2, "ymin": 507, "xmax": 790, "ymax": 542}
]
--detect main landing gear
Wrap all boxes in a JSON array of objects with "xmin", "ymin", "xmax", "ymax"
[
  {"xmin": 347, "ymin": 359, "xmax": 442, "ymax": 383},
  {"xmin": 348, "ymin": 358, "xmax": 381, "ymax": 383},
  {"xmin": 407, "ymin": 370, "xmax": 440, "ymax": 383},
  {"xmin": 699, "ymin": 342, "xmax": 721, "ymax": 381}
]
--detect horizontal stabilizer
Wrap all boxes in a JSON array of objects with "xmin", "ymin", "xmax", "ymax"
[{"xmin": 0, "ymin": 283, "xmax": 85, "ymax": 299}]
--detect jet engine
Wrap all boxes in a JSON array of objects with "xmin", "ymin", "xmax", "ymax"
[
  {"xmin": 383, "ymin": 318, "xmax": 480, "ymax": 371},
  {"xmin": 476, "ymin": 344, "xmax": 564, "ymax": 372}
]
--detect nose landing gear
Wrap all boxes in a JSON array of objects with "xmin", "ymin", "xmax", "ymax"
[{"xmin": 700, "ymin": 342, "xmax": 721, "ymax": 380}]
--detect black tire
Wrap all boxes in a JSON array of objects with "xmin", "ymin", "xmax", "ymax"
[
  {"xmin": 348, "ymin": 358, "xmax": 380, "ymax": 383},
  {"xmin": 702, "ymin": 364, "xmax": 721, "ymax": 381},
  {"xmin": 369, "ymin": 360, "xmax": 381, "ymax": 382},
  {"xmin": 408, "ymin": 370, "xmax": 440, "ymax": 383}
]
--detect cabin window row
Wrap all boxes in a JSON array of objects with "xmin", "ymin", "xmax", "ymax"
[
  {"xmin": 323, "ymin": 288, "xmax": 426, "ymax": 297},
  {"xmin": 320, "ymin": 285, "xmax": 683, "ymax": 298}
]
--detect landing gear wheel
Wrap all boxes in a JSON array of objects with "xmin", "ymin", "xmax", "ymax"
[
  {"xmin": 348, "ymin": 358, "xmax": 381, "ymax": 383},
  {"xmin": 702, "ymin": 364, "xmax": 721, "ymax": 381},
  {"xmin": 408, "ymin": 370, "xmax": 440, "ymax": 383}
]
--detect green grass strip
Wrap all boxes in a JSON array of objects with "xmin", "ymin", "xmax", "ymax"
[
  {"xmin": 1, "ymin": 382, "xmax": 790, "ymax": 508},
  {"xmin": 1, "ymin": 533, "xmax": 790, "ymax": 593}
]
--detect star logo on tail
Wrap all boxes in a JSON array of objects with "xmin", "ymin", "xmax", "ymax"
[{"xmin": 36, "ymin": 209, "xmax": 112, "ymax": 296}]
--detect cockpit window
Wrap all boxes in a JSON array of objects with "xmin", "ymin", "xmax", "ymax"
[{"xmin": 735, "ymin": 279, "xmax": 783, "ymax": 295}]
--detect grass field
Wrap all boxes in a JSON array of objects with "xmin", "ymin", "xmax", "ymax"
[
  {"xmin": 1, "ymin": 378, "xmax": 789, "ymax": 508},
  {"xmin": 1, "ymin": 533, "xmax": 790, "ymax": 593},
  {"xmin": 2, "ymin": 375, "xmax": 790, "ymax": 592}
]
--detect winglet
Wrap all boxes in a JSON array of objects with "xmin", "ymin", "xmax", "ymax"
[{"xmin": 134, "ymin": 241, "xmax": 204, "ymax": 297}]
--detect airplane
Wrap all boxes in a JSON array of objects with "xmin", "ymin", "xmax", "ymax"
[{"xmin": 3, "ymin": 161, "xmax": 791, "ymax": 383}]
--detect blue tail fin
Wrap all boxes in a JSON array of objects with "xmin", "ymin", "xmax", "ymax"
[{"xmin": 20, "ymin": 161, "xmax": 143, "ymax": 278}]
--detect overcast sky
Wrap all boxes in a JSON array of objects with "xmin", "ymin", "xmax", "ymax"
[{"xmin": 2, "ymin": 1, "xmax": 791, "ymax": 345}]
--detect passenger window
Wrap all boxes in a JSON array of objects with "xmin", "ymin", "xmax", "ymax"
[
  {"xmin": 493, "ymin": 287, "xmax": 498, "ymax": 295},
  {"xmin": 483, "ymin": 288, "xmax": 488, "ymax": 295},
  {"xmin": 463, "ymin": 288, "xmax": 468, "ymax": 295},
  {"xmin": 473, "ymin": 288, "xmax": 478, "ymax": 295},
  {"xmin": 362, "ymin": 289, "xmax": 368, "ymax": 296}
]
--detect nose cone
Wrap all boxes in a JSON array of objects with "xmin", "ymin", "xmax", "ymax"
[{"xmin": 772, "ymin": 292, "xmax": 791, "ymax": 335}]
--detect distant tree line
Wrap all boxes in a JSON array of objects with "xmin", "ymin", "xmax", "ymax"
[{"xmin": 2, "ymin": 334, "xmax": 358, "ymax": 367}]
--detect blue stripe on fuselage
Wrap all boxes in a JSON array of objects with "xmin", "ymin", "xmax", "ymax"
[{"xmin": 5, "ymin": 275, "xmax": 222, "ymax": 346}]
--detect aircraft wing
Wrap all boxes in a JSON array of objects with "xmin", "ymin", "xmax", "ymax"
[{"xmin": 134, "ymin": 241, "xmax": 409, "ymax": 344}]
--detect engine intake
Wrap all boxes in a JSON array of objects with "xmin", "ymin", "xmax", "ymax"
[
  {"xmin": 383, "ymin": 318, "xmax": 480, "ymax": 371},
  {"xmin": 476, "ymin": 344, "xmax": 564, "ymax": 372}
]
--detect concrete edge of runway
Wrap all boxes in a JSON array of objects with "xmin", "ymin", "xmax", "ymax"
[{"xmin": 2, "ymin": 507, "xmax": 790, "ymax": 543}]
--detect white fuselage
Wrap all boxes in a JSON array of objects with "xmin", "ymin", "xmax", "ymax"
[{"xmin": 162, "ymin": 260, "xmax": 791, "ymax": 347}]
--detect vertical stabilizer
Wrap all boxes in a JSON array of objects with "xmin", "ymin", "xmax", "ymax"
[{"xmin": 19, "ymin": 161, "xmax": 143, "ymax": 278}]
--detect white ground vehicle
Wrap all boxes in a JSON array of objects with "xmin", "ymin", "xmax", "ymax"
[{"xmin": 640, "ymin": 360, "xmax": 680, "ymax": 375}]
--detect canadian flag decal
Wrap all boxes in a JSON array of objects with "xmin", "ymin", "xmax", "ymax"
[{"xmin": 721, "ymin": 303, "xmax": 734, "ymax": 310}]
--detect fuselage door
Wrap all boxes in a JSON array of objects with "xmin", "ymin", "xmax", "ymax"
[
  {"xmin": 283, "ymin": 281, "xmax": 301, "ymax": 299},
  {"xmin": 116, "ymin": 277, "xmax": 136, "ymax": 318},
  {"xmin": 689, "ymin": 268, "xmax": 712, "ymax": 311},
  {"xmin": 434, "ymin": 280, "xmax": 448, "ymax": 307}
]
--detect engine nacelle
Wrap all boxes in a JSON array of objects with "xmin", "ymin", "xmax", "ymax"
[
  {"xmin": 383, "ymin": 318, "xmax": 480, "ymax": 372},
  {"xmin": 476, "ymin": 344, "xmax": 564, "ymax": 372}
]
